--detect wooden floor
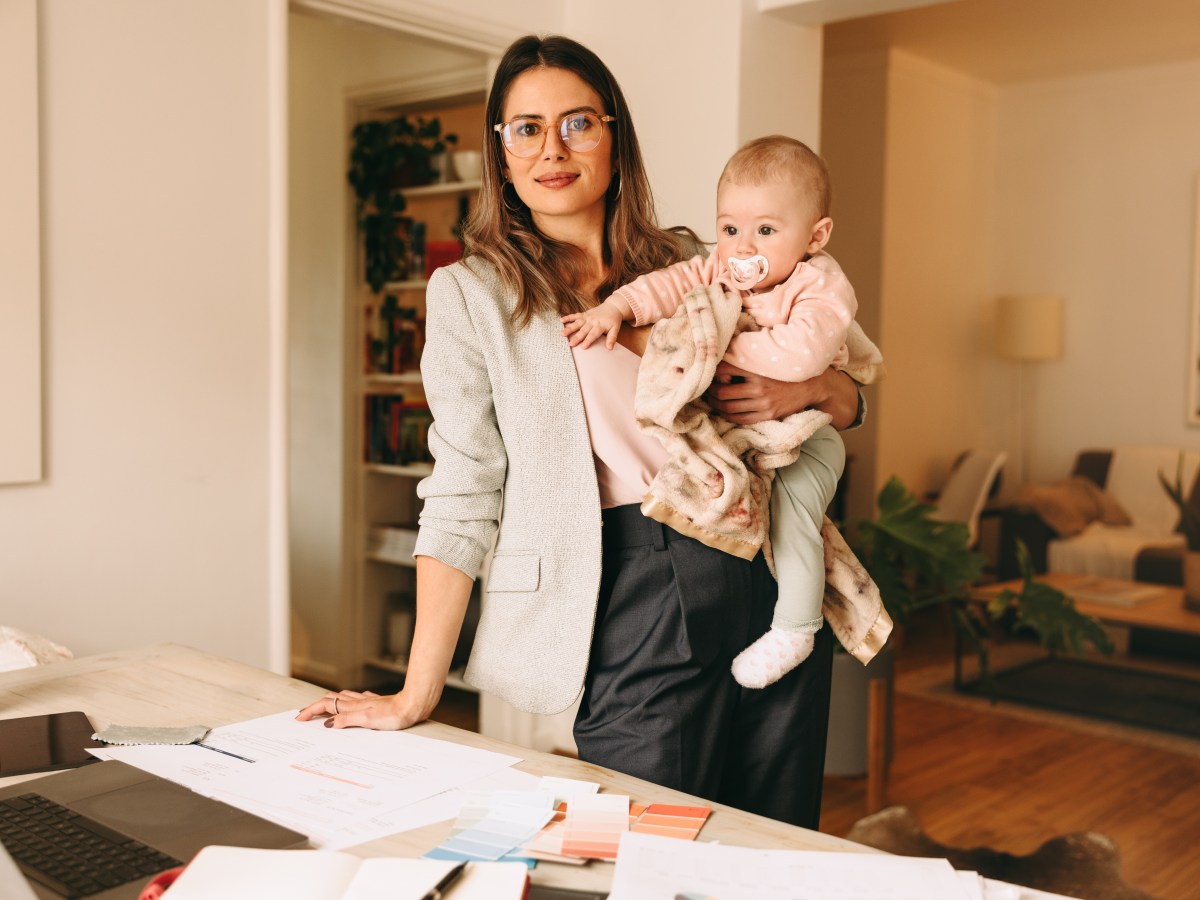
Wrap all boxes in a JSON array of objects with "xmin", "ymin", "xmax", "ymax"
[
  {"xmin": 820, "ymin": 611, "xmax": 1200, "ymax": 900},
  {"xmin": 433, "ymin": 609, "xmax": 1200, "ymax": 900}
]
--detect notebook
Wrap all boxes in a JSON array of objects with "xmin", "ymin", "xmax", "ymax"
[{"xmin": 0, "ymin": 759, "xmax": 307, "ymax": 899}]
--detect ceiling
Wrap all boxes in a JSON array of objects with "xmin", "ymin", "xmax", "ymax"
[{"xmin": 820, "ymin": 0, "xmax": 1200, "ymax": 84}]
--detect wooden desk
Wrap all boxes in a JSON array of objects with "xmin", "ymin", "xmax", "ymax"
[{"xmin": 0, "ymin": 644, "xmax": 866, "ymax": 894}]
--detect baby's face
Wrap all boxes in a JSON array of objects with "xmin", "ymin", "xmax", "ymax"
[{"xmin": 716, "ymin": 177, "xmax": 827, "ymax": 291}]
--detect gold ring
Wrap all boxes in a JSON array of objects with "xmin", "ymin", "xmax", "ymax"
[{"xmin": 332, "ymin": 696, "xmax": 340, "ymax": 715}]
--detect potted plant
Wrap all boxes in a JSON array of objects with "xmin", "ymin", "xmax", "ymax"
[
  {"xmin": 852, "ymin": 476, "xmax": 1112, "ymax": 676},
  {"xmin": 1159, "ymin": 455, "xmax": 1200, "ymax": 611},
  {"xmin": 825, "ymin": 476, "xmax": 1112, "ymax": 775},
  {"xmin": 348, "ymin": 114, "xmax": 457, "ymax": 292}
]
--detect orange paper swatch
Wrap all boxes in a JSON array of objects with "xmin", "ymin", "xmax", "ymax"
[{"xmin": 629, "ymin": 803, "xmax": 711, "ymax": 841}]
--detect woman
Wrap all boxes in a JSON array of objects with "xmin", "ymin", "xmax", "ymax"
[{"xmin": 297, "ymin": 34, "xmax": 861, "ymax": 829}]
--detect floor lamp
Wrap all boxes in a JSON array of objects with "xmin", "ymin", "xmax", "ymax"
[{"xmin": 996, "ymin": 294, "xmax": 1064, "ymax": 486}]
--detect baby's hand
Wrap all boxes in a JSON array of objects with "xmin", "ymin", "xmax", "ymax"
[{"xmin": 561, "ymin": 300, "xmax": 625, "ymax": 349}]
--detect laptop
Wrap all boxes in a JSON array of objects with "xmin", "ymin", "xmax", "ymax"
[{"xmin": 0, "ymin": 760, "xmax": 307, "ymax": 899}]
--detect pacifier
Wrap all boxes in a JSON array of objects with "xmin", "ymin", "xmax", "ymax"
[{"xmin": 727, "ymin": 255, "xmax": 770, "ymax": 290}]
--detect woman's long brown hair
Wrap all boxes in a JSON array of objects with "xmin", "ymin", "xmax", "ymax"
[{"xmin": 462, "ymin": 34, "xmax": 693, "ymax": 327}]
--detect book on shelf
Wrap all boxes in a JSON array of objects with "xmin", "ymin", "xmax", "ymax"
[
  {"xmin": 162, "ymin": 846, "xmax": 528, "ymax": 900},
  {"xmin": 364, "ymin": 396, "xmax": 434, "ymax": 466},
  {"xmin": 425, "ymin": 239, "xmax": 463, "ymax": 278},
  {"xmin": 367, "ymin": 524, "xmax": 419, "ymax": 561},
  {"xmin": 365, "ymin": 293, "xmax": 426, "ymax": 375}
]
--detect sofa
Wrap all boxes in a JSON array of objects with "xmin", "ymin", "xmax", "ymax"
[{"xmin": 996, "ymin": 446, "xmax": 1200, "ymax": 585}]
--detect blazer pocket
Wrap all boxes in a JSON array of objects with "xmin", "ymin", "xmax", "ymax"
[{"xmin": 486, "ymin": 551, "xmax": 541, "ymax": 592}]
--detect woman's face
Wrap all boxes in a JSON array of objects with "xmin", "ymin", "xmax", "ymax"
[{"xmin": 499, "ymin": 67, "xmax": 614, "ymax": 242}]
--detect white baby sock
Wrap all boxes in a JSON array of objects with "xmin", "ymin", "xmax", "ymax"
[{"xmin": 731, "ymin": 627, "xmax": 816, "ymax": 689}]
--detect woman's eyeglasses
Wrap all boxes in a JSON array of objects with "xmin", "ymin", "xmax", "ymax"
[{"xmin": 493, "ymin": 112, "xmax": 615, "ymax": 158}]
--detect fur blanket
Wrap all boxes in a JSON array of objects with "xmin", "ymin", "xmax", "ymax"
[{"xmin": 635, "ymin": 283, "xmax": 891, "ymax": 663}]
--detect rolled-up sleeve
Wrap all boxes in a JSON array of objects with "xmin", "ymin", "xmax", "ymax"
[{"xmin": 412, "ymin": 267, "xmax": 507, "ymax": 578}]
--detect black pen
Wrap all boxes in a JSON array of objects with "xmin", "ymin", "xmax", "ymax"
[
  {"xmin": 194, "ymin": 742, "xmax": 256, "ymax": 764},
  {"xmin": 421, "ymin": 861, "xmax": 467, "ymax": 900}
]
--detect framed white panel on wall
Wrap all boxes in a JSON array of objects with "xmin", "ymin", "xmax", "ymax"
[
  {"xmin": 0, "ymin": 0, "xmax": 43, "ymax": 483},
  {"xmin": 1190, "ymin": 173, "xmax": 1200, "ymax": 426}
]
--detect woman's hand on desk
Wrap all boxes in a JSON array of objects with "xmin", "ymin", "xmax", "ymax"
[
  {"xmin": 295, "ymin": 684, "xmax": 440, "ymax": 731},
  {"xmin": 296, "ymin": 557, "xmax": 470, "ymax": 731}
]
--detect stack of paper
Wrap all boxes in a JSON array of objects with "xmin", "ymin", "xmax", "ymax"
[{"xmin": 608, "ymin": 832, "xmax": 1078, "ymax": 900}]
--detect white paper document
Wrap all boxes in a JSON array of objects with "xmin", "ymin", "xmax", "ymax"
[
  {"xmin": 163, "ymin": 846, "xmax": 528, "ymax": 900},
  {"xmin": 93, "ymin": 711, "xmax": 521, "ymax": 849},
  {"xmin": 609, "ymin": 831, "xmax": 972, "ymax": 900}
]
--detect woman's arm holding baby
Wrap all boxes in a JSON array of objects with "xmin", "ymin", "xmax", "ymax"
[{"xmin": 707, "ymin": 364, "xmax": 862, "ymax": 429}]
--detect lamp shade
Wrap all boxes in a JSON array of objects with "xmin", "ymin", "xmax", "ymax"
[{"xmin": 996, "ymin": 294, "xmax": 1064, "ymax": 361}]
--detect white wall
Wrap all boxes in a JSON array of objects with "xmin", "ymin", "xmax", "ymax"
[
  {"xmin": 820, "ymin": 50, "xmax": 888, "ymax": 522},
  {"xmin": 0, "ymin": 0, "xmax": 283, "ymax": 667},
  {"xmin": 993, "ymin": 58, "xmax": 1200, "ymax": 481},
  {"xmin": 0, "ymin": 0, "xmax": 42, "ymax": 485},
  {"xmin": 288, "ymin": 10, "xmax": 484, "ymax": 681},
  {"xmin": 821, "ymin": 49, "xmax": 997, "ymax": 510},
  {"xmin": 877, "ymin": 51, "xmax": 997, "ymax": 495},
  {"xmin": 740, "ymin": 0, "xmax": 824, "ymax": 148}
]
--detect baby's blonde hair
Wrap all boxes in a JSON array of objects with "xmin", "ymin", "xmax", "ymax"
[{"xmin": 719, "ymin": 135, "xmax": 831, "ymax": 219}]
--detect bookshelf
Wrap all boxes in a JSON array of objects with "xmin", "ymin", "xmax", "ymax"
[{"xmin": 349, "ymin": 92, "xmax": 484, "ymax": 694}]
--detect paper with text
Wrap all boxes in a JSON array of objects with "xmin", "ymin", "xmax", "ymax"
[{"xmin": 94, "ymin": 711, "xmax": 521, "ymax": 849}]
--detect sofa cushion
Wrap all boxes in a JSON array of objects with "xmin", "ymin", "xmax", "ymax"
[
  {"xmin": 1015, "ymin": 476, "xmax": 1130, "ymax": 538},
  {"xmin": 1048, "ymin": 524, "xmax": 1185, "ymax": 580}
]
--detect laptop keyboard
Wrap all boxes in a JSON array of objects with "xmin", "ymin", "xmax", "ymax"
[{"xmin": 0, "ymin": 793, "xmax": 181, "ymax": 898}]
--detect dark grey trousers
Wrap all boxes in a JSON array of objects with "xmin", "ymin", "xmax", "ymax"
[{"xmin": 574, "ymin": 503, "xmax": 833, "ymax": 829}]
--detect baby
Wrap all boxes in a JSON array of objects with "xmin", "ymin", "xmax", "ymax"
[{"xmin": 563, "ymin": 135, "xmax": 878, "ymax": 688}]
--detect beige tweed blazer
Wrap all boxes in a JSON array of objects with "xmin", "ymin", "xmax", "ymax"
[{"xmin": 413, "ymin": 257, "xmax": 603, "ymax": 716}]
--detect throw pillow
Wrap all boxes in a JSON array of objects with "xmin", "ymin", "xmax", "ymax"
[{"xmin": 1016, "ymin": 476, "xmax": 1132, "ymax": 537}]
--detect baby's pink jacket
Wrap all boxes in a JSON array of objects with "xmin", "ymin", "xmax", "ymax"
[{"xmin": 611, "ymin": 250, "xmax": 855, "ymax": 383}]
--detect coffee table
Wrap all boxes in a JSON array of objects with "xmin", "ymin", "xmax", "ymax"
[
  {"xmin": 972, "ymin": 572, "xmax": 1198, "ymax": 638},
  {"xmin": 956, "ymin": 573, "xmax": 1200, "ymax": 737}
]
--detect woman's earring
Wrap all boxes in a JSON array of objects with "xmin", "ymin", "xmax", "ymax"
[
  {"xmin": 609, "ymin": 173, "xmax": 622, "ymax": 201},
  {"xmin": 502, "ymin": 181, "xmax": 524, "ymax": 214}
]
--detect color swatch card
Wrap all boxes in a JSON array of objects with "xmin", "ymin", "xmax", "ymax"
[
  {"xmin": 560, "ymin": 793, "xmax": 630, "ymax": 861},
  {"xmin": 629, "ymin": 804, "xmax": 711, "ymax": 840},
  {"xmin": 425, "ymin": 795, "xmax": 555, "ymax": 863},
  {"xmin": 519, "ymin": 802, "xmax": 583, "ymax": 864},
  {"xmin": 450, "ymin": 789, "xmax": 555, "ymax": 835},
  {"xmin": 536, "ymin": 775, "xmax": 600, "ymax": 806}
]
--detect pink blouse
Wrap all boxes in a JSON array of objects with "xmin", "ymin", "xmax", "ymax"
[{"xmin": 571, "ymin": 341, "xmax": 671, "ymax": 509}]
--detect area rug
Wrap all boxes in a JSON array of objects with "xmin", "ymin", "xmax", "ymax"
[
  {"xmin": 846, "ymin": 806, "xmax": 1156, "ymax": 900},
  {"xmin": 958, "ymin": 657, "xmax": 1200, "ymax": 739},
  {"xmin": 896, "ymin": 654, "xmax": 1200, "ymax": 759}
]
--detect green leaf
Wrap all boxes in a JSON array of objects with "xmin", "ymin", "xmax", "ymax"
[
  {"xmin": 987, "ymin": 540, "xmax": 1113, "ymax": 657},
  {"xmin": 853, "ymin": 476, "xmax": 984, "ymax": 623}
]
